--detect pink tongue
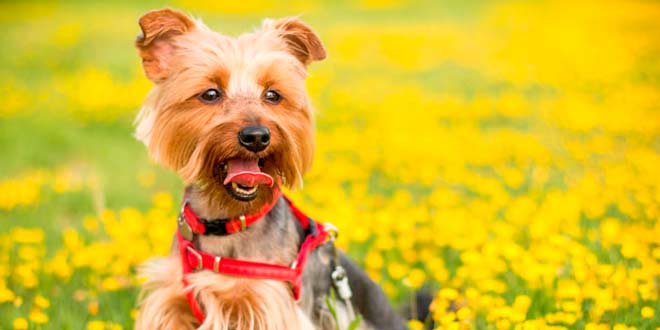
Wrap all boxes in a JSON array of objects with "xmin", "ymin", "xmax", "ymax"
[{"xmin": 223, "ymin": 159, "xmax": 274, "ymax": 187}]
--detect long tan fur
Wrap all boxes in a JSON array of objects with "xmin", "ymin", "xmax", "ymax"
[
  {"xmin": 134, "ymin": 8, "xmax": 327, "ymax": 329},
  {"xmin": 136, "ymin": 257, "xmax": 313, "ymax": 330}
]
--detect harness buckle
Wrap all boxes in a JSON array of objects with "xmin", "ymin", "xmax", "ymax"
[
  {"xmin": 239, "ymin": 215, "xmax": 247, "ymax": 231},
  {"xmin": 178, "ymin": 213, "xmax": 194, "ymax": 241},
  {"xmin": 186, "ymin": 246, "xmax": 203, "ymax": 271},
  {"xmin": 213, "ymin": 256, "xmax": 222, "ymax": 273}
]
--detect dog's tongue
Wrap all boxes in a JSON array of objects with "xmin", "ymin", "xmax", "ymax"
[{"xmin": 223, "ymin": 159, "xmax": 274, "ymax": 187}]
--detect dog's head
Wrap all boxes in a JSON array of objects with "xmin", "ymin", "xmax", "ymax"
[{"xmin": 134, "ymin": 8, "xmax": 325, "ymax": 211}]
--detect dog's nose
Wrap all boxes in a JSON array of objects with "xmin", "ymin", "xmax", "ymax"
[{"xmin": 238, "ymin": 126, "xmax": 270, "ymax": 152}]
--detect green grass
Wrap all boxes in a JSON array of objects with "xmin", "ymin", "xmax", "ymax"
[{"xmin": 2, "ymin": 1, "xmax": 659, "ymax": 329}]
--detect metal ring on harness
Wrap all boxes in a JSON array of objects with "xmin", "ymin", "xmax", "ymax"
[{"xmin": 323, "ymin": 222, "xmax": 339, "ymax": 242}]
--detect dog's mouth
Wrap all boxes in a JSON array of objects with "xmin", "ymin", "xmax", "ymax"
[{"xmin": 219, "ymin": 158, "xmax": 274, "ymax": 201}]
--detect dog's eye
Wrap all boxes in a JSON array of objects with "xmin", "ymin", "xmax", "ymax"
[
  {"xmin": 198, "ymin": 89, "xmax": 222, "ymax": 104},
  {"xmin": 263, "ymin": 89, "xmax": 282, "ymax": 104}
]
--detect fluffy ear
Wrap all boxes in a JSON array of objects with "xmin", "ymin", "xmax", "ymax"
[
  {"xmin": 135, "ymin": 8, "xmax": 196, "ymax": 82},
  {"xmin": 265, "ymin": 17, "xmax": 326, "ymax": 65}
]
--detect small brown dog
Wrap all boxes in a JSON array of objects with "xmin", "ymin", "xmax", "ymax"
[{"xmin": 133, "ymin": 8, "xmax": 404, "ymax": 330}]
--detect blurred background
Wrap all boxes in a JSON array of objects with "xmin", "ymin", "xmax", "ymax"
[{"xmin": 1, "ymin": 1, "xmax": 659, "ymax": 329}]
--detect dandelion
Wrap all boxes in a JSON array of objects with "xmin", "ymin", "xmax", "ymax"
[
  {"xmin": 407, "ymin": 319, "xmax": 424, "ymax": 330},
  {"xmin": 33, "ymin": 295, "xmax": 50, "ymax": 309},
  {"xmin": 11, "ymin": 228, "xmax": 45, "ymax": 244},
  {"xmin": 365, "ymin": 251, "xmax": 384, "ymax": 269},
  {"xmin": 439, "ymin": 288, "xmax": 459, "ymax": 301},
  {"xmin": 88, "ymin": 301, "xmax": 100, "ymax": 316},
  {"xmin": 29, "ymin": 310, "xmax": 49, "ymax": 324},
  {"xmin": 0, "ymin": 285, "xmax": 16, "ymax": 303},
  {"xmin": 387, "ymin": 262, "xmax": 408, "ymax": 280},
  {"xmin": 1, "ymin": 1, "xmax": 659, "ymax": 328},
  {"xmin": 12, "ymin": 318, "xmax": 28, "ymax": 330},
  {"xmin": 403, "ymin": 268, "xmax": 426, "ymax": 289},
  {"xmin": 456, "ymin": 307, "xmax": 473, "ymax": 321},
  {"xmin": 101, "ymin": 277, "xmax": 121, "ymax": 291},
  {"xmin": 87, "ymin": 320, "xmax": 106, "ymax": 330},
  {"xmin": 641, "ymin": 306, "xmax": 654, "ymax": 319}
]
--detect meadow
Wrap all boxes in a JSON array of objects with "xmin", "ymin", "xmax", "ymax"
[{"xmin": 0, "ymin": 1, "xmax": 659, "ymax": 329}]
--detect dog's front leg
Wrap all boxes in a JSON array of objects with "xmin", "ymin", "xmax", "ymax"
[{"xmin": 135, "ymin": 256, "xmax": 198, "ymax": 330}]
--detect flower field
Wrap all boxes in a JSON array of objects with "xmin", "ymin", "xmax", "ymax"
[{"xmin": 1, "ymin": 1, "xmax": 659, "ymax": 329}]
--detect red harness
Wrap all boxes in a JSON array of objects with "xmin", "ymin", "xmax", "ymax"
[{"xmin": 176, "ymin": 190, "xmax": 329, "ymax": 324}]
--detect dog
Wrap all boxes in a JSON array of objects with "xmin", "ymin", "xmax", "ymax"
[{"xmin": 133, "ymin": 8, "xmax": 406, "ymax": 330}]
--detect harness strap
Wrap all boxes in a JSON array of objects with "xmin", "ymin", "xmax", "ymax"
[{"xmin": 177, "ymin": 195, "xmax": 329, "ymax": 325}]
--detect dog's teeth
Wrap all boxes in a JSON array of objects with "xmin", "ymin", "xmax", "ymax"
[{"xmin": 230, "ymin": 182, "xmax": 257, "ymax": 196}]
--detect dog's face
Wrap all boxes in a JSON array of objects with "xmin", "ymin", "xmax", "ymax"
[{"xmin": 134, "ymin": 9, "xmax": 325, "ymax": 211}]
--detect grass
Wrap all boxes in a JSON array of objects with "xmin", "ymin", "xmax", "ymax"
[{"xmin": 1, "ymin": 1, "xmax": 659, "ymax": 329}]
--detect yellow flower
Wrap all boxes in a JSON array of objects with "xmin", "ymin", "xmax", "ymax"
[
  {"xmin": 407, "ymin": 319, "xmax": 424, "ymax": 330},
  {"xmin": 15, "ymin": 264, "xmax": 39, "ymax": 288},
  {"xmin": 456, "ymin": 307, "xmax": 473, "ymax": 321},
  {"xmin": 101, "ymin": 277, "xmax": 121, "ymax": 291},
  {"xmin": 0, "ymin": 286, "xmax": 16, "ymax": 303},
  {"xmin": 1, "ymin": 2, "xmax": 660, "ymax": 329},
  {"xmin": 29, "ymin": 310, "xmax": 49, "ymax": 324},
  {"xmin": 441, "ymin": 312, "xmax": 456, "ymax": 325},
  {"xmin": 403, "ymin": 268, "xmax": 426, "ymax": 289},
  {"xmin": 47, "ymin": 251, "xmax": 73, "ymax": 280},
  {"xmin": 382, "ymin": 281, "xmax": 397, "ymax": 298},
  {"xmin": 13, "ymin": 317, "xmax": 28, "ymax": 330},
  {"xmin": 11, "ymin": 228, "xmax": 45, "ymax": 244},
  {"xmin": 34, "ymin": 295, "xmax": 50, "ymax": 309},
  {"xmin": 496, "ymin": 318, "xmax": 511, "ymax": 330},
  {"xmin": 439, "ymin": 288, "xmax": 459, "ymax": 301},
  {"xmin": 387, "ymin": 262, "xmax": 408, "ymax": 280},
  {"xmin": 513, "ymin": 295, "xmax": 532, "ymax": 313},
  {"xmin": 87, "ymin": 320, "xmax": 106, "ymax": 330},
  {"xmin": 88, "ymin": 301, "xmax": 99, "ymax": 315},
  {"xmin": 365, "ymin": 251, "xmax": 384, "ymax": 269},
  {"xmin": 641, "ymin": 306, "xmax": 654, "ymax": 319},
  {"xmin": 63, "ymin": 228, "xmax": 82, "ymax": 251},
  {"xmin": 561, "ymin": 301, "xmax": 580, "ymax": 313},
  {"xmin": 18, "ymin": 246, "xmax": 41, "ymax": 260}
]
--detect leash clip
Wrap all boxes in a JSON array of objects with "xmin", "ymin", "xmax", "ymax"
[
  {"xmin": 331, "ymin": 266, "xmax": 352, "ymax": 300},
  {"xmin": 331, "ymin": 264, "xmax": 356, "ymax": 320}
]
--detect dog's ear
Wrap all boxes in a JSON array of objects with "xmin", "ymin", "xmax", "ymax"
[
  {"xmin": 265, "ymin": 17, "xmax": 326, "ymax": 65},
  {"xmin": 136, "ymin": 8, "xmax": 196, "ymax": 82}
]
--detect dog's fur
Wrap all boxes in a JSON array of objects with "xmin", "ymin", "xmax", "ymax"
[{"xmin": 133, "ymin": 8, "xmax": 405, "ymax": 330}]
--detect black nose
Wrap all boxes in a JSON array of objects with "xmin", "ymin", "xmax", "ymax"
[{"xmin": 238, "ymin": 126, "xmax": 270, "ymax": 153}]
